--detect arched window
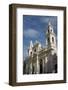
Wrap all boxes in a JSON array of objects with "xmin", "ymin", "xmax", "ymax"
[
  {"xmin": 51, "ymin": 29, "xmax": 52, "ymax": 32},
  {"xmin": 52, "ymin": 37, "xmax": 54, "ymax": 43},
  {"xmin": 48, "ymin": 37, "xmax": 50, "ymax": 43},
  {"xmin": 30, "ymin": 52, "xmax": 32, "ymax": 55},
  {"xmin": 48, "ymin": 29, "xmax": 49, "ymax": 33},
  {"xmin": 34, "ymin": 49, "xmax": 36, "ymax": 52}
]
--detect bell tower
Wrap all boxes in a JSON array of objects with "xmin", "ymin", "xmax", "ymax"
[
  {"xmin": 46, "ymin": 22, "xmax": 57, "ymax": 53},
  {"xmin": 28, "ymin": 40, "xmax": 33, "ymax": 56}
]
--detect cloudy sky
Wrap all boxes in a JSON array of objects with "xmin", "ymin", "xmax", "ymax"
[{"xmin": 23, "ymin": 15, "xmax": 57, "ymax": 60}]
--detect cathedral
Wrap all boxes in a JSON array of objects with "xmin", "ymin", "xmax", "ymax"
[{"xmin": 23, "ymin": 22, "xmax": 57, "ymax": 74}]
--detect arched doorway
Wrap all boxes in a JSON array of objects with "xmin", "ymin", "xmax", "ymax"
[
  {"xmin": 32, "ymin": 65, "xmax": 34, "ymax": 74},
  {"xmin": 55, "ymin": 64, "xmax": 57, "ymax": 73},
  {"xmin": 40, "ymin": 59, "xmax": 43, "ymax": 74}
]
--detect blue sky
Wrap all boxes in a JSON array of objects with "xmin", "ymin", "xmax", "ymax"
[{"xmin": 23, "ymin": 15, "xmax": 57, "ymax": 60}]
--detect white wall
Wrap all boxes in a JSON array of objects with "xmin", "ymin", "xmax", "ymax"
[{"xmin": 0, "ymin": 0, "xmax": 68, "ymax": 90}]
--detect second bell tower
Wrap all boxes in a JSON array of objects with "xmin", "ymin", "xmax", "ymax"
[{"xmin": 46, "ymin": 22, "xmax": 57, "ymax": 52}]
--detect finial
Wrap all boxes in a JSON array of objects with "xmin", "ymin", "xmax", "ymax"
[
  {"xmin": 48, "ymin": 21, "xmax": 51, "ymax": 26},
  {"xmin": 35, "ymin": 40, "xmax": 39, "ymax": 44},
  {"xmin": 30, "ymin": 40, "xmax": 33, "ymax": 48}
]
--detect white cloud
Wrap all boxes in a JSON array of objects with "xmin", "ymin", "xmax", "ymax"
[
  {"xmin": 24, "ymin": 29, "xmax": 39, "ymax": 38},
  {"xmin": 40, "ymin": 17, "xmax": 57, "ymax": 26}
]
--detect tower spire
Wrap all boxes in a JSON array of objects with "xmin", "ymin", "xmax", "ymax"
[
  {"xmin": 48, "ymin": 21, "xmax": 54, "ymax": 33},
  {"xmin": 28, "ymin": 40, "xmax": 33, "ymax": 56},
  {"xmin": 29, "ymin": 40, "xmax": 33, "ymax": 49},
  {"xmin": 48, "ymin": 21, "xmax": 51, "ymax": 26}
]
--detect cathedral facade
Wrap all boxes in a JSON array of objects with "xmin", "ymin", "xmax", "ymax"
[{"xmin": 23, "ymin": 22, "xmax": 57, "ymax": 74}]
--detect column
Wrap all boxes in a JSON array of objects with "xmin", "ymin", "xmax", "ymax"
[
  {"xmin": 44, "ymin": 57, "xmax": 48, "ymax": 73},
  {"xmin": 36, "ymin": 54, "xmax": 39, "ymax": 74},
  {"xmin": 29, "ymin": 57, "xmax": 33, "ymax": 74}
]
